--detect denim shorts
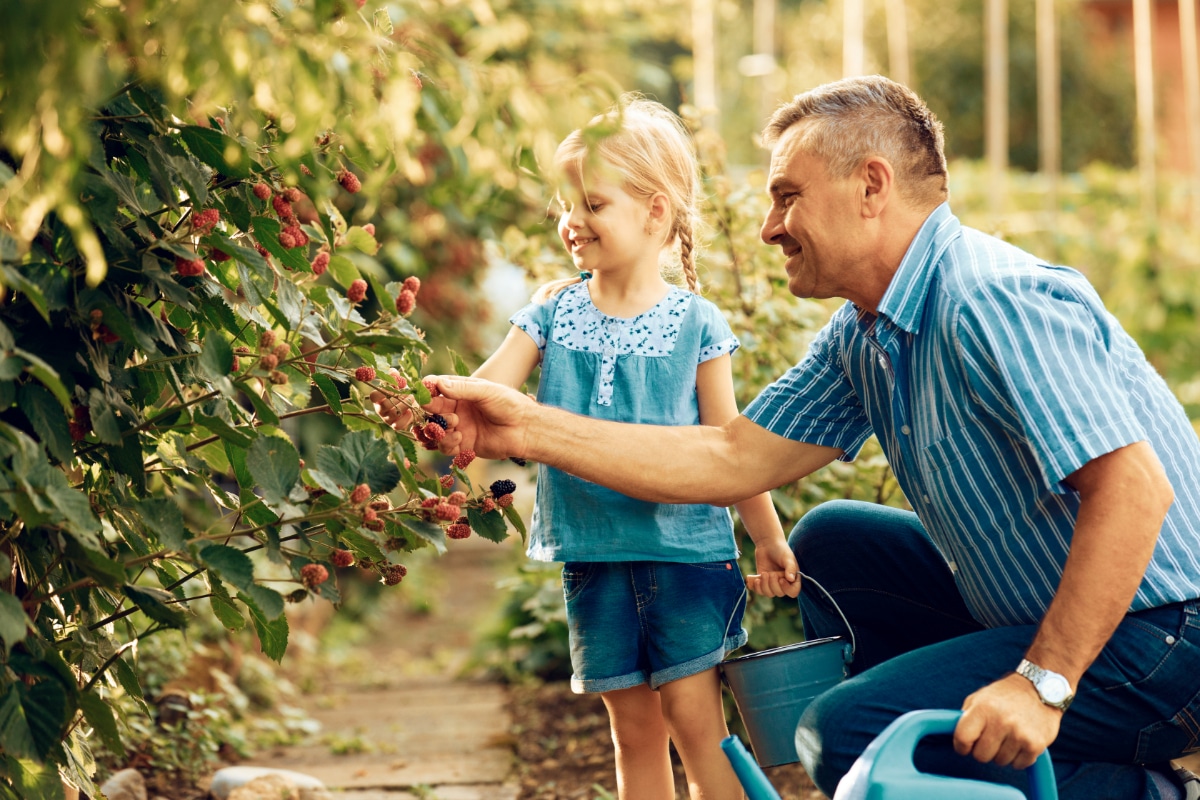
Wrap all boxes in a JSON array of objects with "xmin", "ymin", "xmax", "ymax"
[{"xmin": 562, "ymin": 560, "xmax": 748, "ymax": 693}]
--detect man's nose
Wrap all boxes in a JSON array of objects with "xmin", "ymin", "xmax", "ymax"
[{"xmin": 760, "ymin": 210, "xmax": 784, "ymax": 245}]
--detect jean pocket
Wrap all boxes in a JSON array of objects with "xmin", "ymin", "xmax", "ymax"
[
  {"xmin": 561, "ymin": 562, "xmax": 597, "ymax": 602},
  {"xmin": 1090, "ymin": 613, "xmax": 1180, "ymax": 691},
  {"xmin": 1135, "ymin": 685, "xmax": 1200, "ymax": 762}
]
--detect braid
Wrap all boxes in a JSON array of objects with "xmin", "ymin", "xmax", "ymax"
[
  {"xmin": 532, "ymin": 275, "xmax": 584, "ymax": 303},
  {"xmin": 676, "ymin": 216, "xmax": 700, "ymax": 294}
]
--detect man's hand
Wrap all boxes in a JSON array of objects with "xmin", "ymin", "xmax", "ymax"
[
  {"xmin": 417, "ymin": 375, "xmax": 536, "ymax": 460},
  {"xmin": 953, "ymin": 673, "xmax": 1062, "ymax": 770},
  {"xmin": 746, "ymin": 538, "xmax": 801, "ymax": 598}
]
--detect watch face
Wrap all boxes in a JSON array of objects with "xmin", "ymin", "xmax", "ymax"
[{"xmin": 1040, "ymin": 674, "xmax": 1071, "ymax": 704}]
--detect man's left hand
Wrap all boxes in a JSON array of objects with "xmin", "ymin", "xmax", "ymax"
[{"xmin": 953, "ymin": 672, "xmax": 1062, "ymax": 770}]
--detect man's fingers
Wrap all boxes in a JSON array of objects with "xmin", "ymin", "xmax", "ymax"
[{"xmin": 953, "ymin": 709, "xmax": 985, "ymax": 756}]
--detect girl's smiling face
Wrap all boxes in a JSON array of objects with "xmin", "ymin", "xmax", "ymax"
[{"xmin": 556, "ymin": 169, "xmax": 661, "ymax": 275}]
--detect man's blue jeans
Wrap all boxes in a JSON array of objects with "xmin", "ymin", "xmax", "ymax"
[{"xmin": 790, "ymin": 500, "xmax": 1200, "ymax": 799}]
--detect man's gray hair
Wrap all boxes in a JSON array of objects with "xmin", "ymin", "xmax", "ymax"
[{"xmin": 763, "ymin": 75, "xmax": 948, "ymax": 207}]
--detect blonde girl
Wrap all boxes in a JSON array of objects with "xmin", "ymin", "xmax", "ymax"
[{"xmin": 474, "ymin": 96, "xmax": 798, "ymax": 800}]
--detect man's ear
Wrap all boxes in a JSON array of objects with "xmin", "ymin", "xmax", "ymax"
[{"xmin": 861, "ymin": 157, "xmax": 894, "ymax": 218}]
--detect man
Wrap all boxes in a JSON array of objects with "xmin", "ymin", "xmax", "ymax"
[{"xmin": 382, "ymin": 76, "xmax": 1200, "ymax": 798}]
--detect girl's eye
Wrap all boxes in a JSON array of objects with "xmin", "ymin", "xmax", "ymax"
[{"xmin": 588, "ymin": 204, "xmax": 603, "ymax": 213}]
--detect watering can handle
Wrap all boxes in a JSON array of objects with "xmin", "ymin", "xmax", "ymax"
[
  {"xmin": 869, "ymin": 709, "xmax": 1058, "ymax": 800},
  {"xmin": 798, "ymin": 571, "xmax": 858, "ymax": 659}
]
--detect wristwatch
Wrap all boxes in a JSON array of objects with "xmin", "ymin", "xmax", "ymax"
[{"xmin": 1016, "ymin": 658, "xmax": 1074, "ymax": 711}]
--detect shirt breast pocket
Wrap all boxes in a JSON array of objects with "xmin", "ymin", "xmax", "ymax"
[{"xmin": 918, "ymin": 425, "xmax": 980, "ymax": 474}]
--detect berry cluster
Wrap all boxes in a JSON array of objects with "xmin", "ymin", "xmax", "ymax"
[
  {"xmin": 330, "ymin": 549, "xmax": 355, "ymax": 568},
  {"xmin": 382, "ymin": 563, "xmax": 407, "ymax": 586},
  {"xmin": 311, "ymin": 251, "xmax": 330, "ymax": 275},
  {"xmin": 348, "ymin": 279, "xmax": 368, "ymax": 304},
  {"xmin": 396, "ymin": 275, "xmax": 421, "ymax": 316},
  {"xmin": 300, "ymin": 563, "xmax": 329, "ymax": 588},
  {"xmin": 192, "ymin": 208, "xmax": 220, "ymax": 234}
]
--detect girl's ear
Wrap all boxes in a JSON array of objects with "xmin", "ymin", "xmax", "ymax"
[{"xmin": 645, "ymin": 192, "xmax": 671, "ymax": 235}]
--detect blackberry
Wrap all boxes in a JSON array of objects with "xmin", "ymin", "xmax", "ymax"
[
  {"xmin": 490, "ymin": 479, "xmax": 516, "ymax": 497},
  {"xmin": 508, "ymin": 457, "xmax": 528, "ymax": 467},
  {"xmin": 427, "ymin": 414, "xmax": 448, "ymax": 429}
]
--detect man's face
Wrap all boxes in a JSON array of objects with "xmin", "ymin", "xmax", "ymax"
[{"xmin": 760, "ymin": 125, "xmax": 865, "ymax": 301}]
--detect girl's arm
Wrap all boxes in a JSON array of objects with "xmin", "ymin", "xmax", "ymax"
[
  {"xmin": 473, "ymin": 326, "xmax": 542, "ymax": 390},
  {"xmin": 696, "ymin": 355, "xmax": 800, "ymax": 598}
]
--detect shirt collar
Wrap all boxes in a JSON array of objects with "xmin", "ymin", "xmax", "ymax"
[{"xmin": 875, "ymin": 202, "xmax": 961, "ymax": 335}]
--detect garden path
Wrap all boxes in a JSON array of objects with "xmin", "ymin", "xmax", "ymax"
[{"xmin": 237, "ymin": 533, "xmax": 522, "ymax": 800}]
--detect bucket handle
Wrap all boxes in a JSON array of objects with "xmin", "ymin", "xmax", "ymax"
[{"xmin": 798, "ymin": 571, "xmax": 857, "ymax": 660}]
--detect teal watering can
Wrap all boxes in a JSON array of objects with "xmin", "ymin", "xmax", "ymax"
[{"xmin": 721, "ymin": 709, "xmax": 1058, "ymax": 800}]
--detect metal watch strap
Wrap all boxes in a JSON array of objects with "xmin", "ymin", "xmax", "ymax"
[{"xmin": 1016, "ymin": 658, "xmax": 1074, "ymax": 711}]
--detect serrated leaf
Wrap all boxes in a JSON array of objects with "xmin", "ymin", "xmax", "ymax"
[
  {"xmin": 4, "ymin": 754, "xmax": 66, "ymax": 800},
  {"xmin": 245, "ymin": 435, "xmax": 300, "ymax": 505},
  {"xmin": 210, "ymin": 593, "xmax": 246, "ymax": 631},
  {"xmin": 373, "ymin": 7, "xmax": 393, "ymax": 35},
  {"xmin": 112, "ymin": 656, "xmax": 145, "ymax": 703},
  {"xmin": 179, "ymin": 125, "xmax": 252, "ymax": 178},
  {"xmin": 400, "ymin": 517, "xmax": 446, "ymax": 554},
  {"xmin": 136, "ymin": 497, "xmax": 187, "ymax": 550},
  {"xmin": 0, "ymin": 592, "xmax": 28, "ymax": 656},
  {"xmin": 312, "ymin": 373, "xmax": 343, "ymax": 415},
  {"xmin": 503, "ymin": 504, "xmax": 527, "ymax": 542},
  {"xmin": 252, "ymin": 216, "xmax": 310, "ymax": 273},
  {"xmin": 78, "ymin": 692, "xmax": 123, "ymax": 757},
  {"xmin": 467, "ymin": 507, "xmax": 509, "ymax": 543},
  {"xmin": 22, "ymin": 680, "xmax": 68, "ymax": 759},
  {"xmin": 12, "ymin": 348, "xmax": 70, "ymax": 412},
  {"xmin": 327, "ymin": 254, "xmax": 361, "ymax": 289},
  {"xmin": 244, "ymin": 600, "xmax": 289, "ymax": 662},
  {"xmin": 0, "ymin": 688, "xmax": 37, "ymax": 761},
  {"xmin": 239, "ymin": 583, "xmax": 285, "ymax": 621},
  {"xmin": 18, "ymin": 384, "xmax": 72, "ymax": 463},
  {"xmin": 199, "ymin": 543, "xmax": 255, "ymax": 590},
  {"xmin": 345, "ymin": 226, "xmax": 379, "ymax": 254},
  {"xmin": 199, "ymin": 329, "xmax": 234, "ymax": 380},
  {"xmin": 195, "ymin": 411, "xmax": 253, "ymax": 448},
  {"xmin": 448, "ymin": 348, "xmax": 471, "ymax": 377},
  {"xmin": 0, "ymin": 264, "xmax": 50, "ymax": 324},
  {"xmin": 123, "ymin": 585, "xmax": 187, "ymax": 628},
  {"xmin": 337, "ymin": 530, "xmax": 386, "ymax": 562}
]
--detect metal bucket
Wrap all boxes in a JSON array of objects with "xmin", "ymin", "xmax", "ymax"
[{"xmin": 720, "ymin": 574, "xmax": 856, "ymax": 768}]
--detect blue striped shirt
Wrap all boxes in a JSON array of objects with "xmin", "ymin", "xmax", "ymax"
[{"xmin": 745, "ymin": 203, "xmax": 1200, "ymax": 627}]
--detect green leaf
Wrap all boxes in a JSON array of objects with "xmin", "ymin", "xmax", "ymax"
[
  {"xmin": 0, "ymin": 686, "xmax": 35, "ymax": 759},
  {"xmin": 327, "ymin": 254, "xmax": 361, "ymax": 289},
  {"xmin": 195, "ymin": 411, "xmax": 253, "ymax": 448},
  {"xmin": 18, "ymin": 384, "xmax": 72, "ymax": 464},
  {"xmin": 245, "ymin": 435, "xmax": 300, "ymax": 505},
  {"xmin": 112, "ymin": 656, "xmax": 145, "ymax": 703},
  {"xmin": 199, "ymin": 543, "xmax": 255, "ymax": 590},
  {"xmin": 199, "ymin": 329, "xmax": 234, "ymax": 380},
  {"xmin": 239, "ymin": 583, "xmax": 285, "ymax": 621},
  {"xmin": 467, "ymin": 507, "xmax": 509, "ymax": 543},
  {"xmin": 448, "ymin": 348, "xmax": 471, "ymax": 377},
  {"xmin": 503, "ymin": 504, "xmax": 527, "ymax": 542},
  {"xmin": 311, "ymin": 373, "xmax": 343, "ymax": 416},
  {"xmin": 179, "ymin": 125, "xmax": 252, "ymax": 178},
  {"xmin": 251, "ymin": 216, "xmax": 310, "ymax": 273},
  {"xmin": 210, "ymin": 590, "xmax": 246, "ymax": 632},
  {"xmin": 400, "ymin": 517, "xmax": 446, "ymax": 554},
  {"xmin": 12, "ymin": 348, "xmax": 70, "ymax": 413},
  {"xmin": 236, "ymin": 381, "xmax": 280, "ymax": 426},
  {"xmin": 0, "ymin": 265, "xmax": 50, "ymax": 324},
  {"xmin": 122, "ymin": 585, "xmax": 187, "ymax": 628},
  {"xmin": 3, "ymin": 755, "xmax": 66, "ymax": 800},
  {"xmin": 345, "ymin": 226, "xmax": 379, "ymax": 255},
  {"xmin": 22, "ymin": 680, "xmax": 69, "ymax": 759},
  {"xmin": 243, "ymin": 598, "xmax": 289, "ymax": 662},
  {"xmin": 0, "ymin": 593, "xmax": 28, "ymax": 655},
  {"xmin": 78, "ymin": 692, "xmax": 124, "ymax": 758},
  {"xmin": 337, "ymin": 530, "xmax": 386, "ymax": 562},
  {"xmin": 136, "ymin": 497, "xmax": 187, "ymax": 550}
]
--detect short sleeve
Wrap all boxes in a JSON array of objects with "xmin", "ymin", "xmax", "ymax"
[
  {"xmin": 744, "ymin": 318, "xmax": 873, "ymax": 460},
  {"xmin": 693, "ymin": 297, "xmax": 740, "ymax": 363},
  {"xmin": 509, "ymin": 298, "xmax": 554, "ymax": 351},
  {"xmin": 955, "ymin": 270, "xmax": 1146, "ymax": 490}
]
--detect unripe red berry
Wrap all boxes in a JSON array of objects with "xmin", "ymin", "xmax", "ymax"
[
  {"xmin": 253, "ymin": 183, "xmax": 272, "ymax": 200},
  {"xmin": 365, "ymin": 519, "xmax": 385, "ymax": 531},
  {"xmin": 383, "ymin": 563, "xmax": 407, "ymax": 585},
  {"xmin": 209, "ymin": 248, "xmax": 232, "ymax": 262},
  {"xmin": 174, "ymin": 256, "xmax": 205, "ymax": 277},
  {"xmin": 355, "ymin": 365, "xmax": 376, "ymax": 381},
  {"xmin": 394, "ymin": 375, "xmax": 408, "ymax": 389},
  {"xmin": 260, "ymin": 330, "xmax": 277, "ymax": 348},
  {"xmin": 481, "ymin": 497, "xmax": 496, "ymax": 513},
  {"xmin": 337, "ymin": 169, "xmax": 362, "ymax": 193},
  {"xmin": 435, "ymin": 502, "xmax": 459, "ymax": 521},
  {"xmin": 300, "ymin": 563, "xmax": 329, "ymax": 588},
  {"xmin": 497, "ymin": 493, "xmax": 514, "ymax": 508},
  {"xmin": 350, "ymin": 483, "xmax": 371, "ymax": 504},
  {"xmin": 396, "ymin": 289, "xmax": 416, "ymax": 316},
  {"xmin": 421, "ymin": 377, "xmax": 441, "ymax": 397},
  {"xmin": 453, "ymin": 450, "xmax": 476, "ymax": 470},
  {"xmin": 300, "ymin": 164, "xmax": 314, "ymax": 177},
  {"xmin": 447, "ymin": 491, "xmax": 467, "ymax": 506},
  {"xmin": 260, "ymin": 354, "xmax": 279, "ymax": 370},
  {"xmin": 331, "ymin": 549, "xmax": 355, "ymax": 567},
  {"xmin": 439, "ymin": 474, "xmax": 455, "ymax": 489},
  {"xmin": 446, "ymin": 523, "xmax": 471, "ymax": 540},
  {"xmin": 403, "ymin": 276, "xmax": 421, "ymax": 295},
  {"xmin": 420, "ymin": 497, "xmax": 439, "ymax": 508},
  {"xmin": 363, "ymin": 223, "xmax": 375, "ymax": 236},
  {"xmin": 347, "ymin": 279, "xmax": 368, "ymax": 304},
  {"xmin": 311, "ymin": 252, "xmax": 330, "ymax": 275},
  {"xmin": 273, "ymin": 343, "xmax": 290, "ymax": 360},
  {"xmin": 363, "ymin": 507, "xmax": 379, "ymax": 523},
  {"xmin": 193, "ymin": 208, "xmax": 220, "ymax": 233},
  {"xmin": 283, "ymin": 187, "xmax": 302, "ymax": 203},
  {"xmin": 269, "ymin": 370, "xmax": 288, "ymax": 385},
  {"xmin": 279, "ymin": 231, "xmax": 297, "ymax": 249},
  {"xmin": 423, "ymin": 422, "xmax": 445, "ymax": 442},
  {"xmin": 282, "ymin": 223, "xmax": 308, "ymax": 248}
]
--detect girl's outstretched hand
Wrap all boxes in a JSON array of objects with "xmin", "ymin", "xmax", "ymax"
[
  {"xmin": 746, "ymin": 538, "xmax": 801, "ymax": 598},
  {"xmin": 418, "ymin": 375, "xmax": 535, "ymax": 460}
]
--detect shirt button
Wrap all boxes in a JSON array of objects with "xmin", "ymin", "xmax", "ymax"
[
  {"xmin": 923, "ymin": 495, "xmax": 931, "ymax": 503},
  {"xmin": 877, "ymin": 355, "xmax": 887, "ymax": 367},
  {"xmin": 900, "ymin": 425, "xmax": 911, "ymax": 435}
]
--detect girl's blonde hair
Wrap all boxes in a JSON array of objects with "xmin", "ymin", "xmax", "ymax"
[{"xmin": 535, "ymin": 95, "xmax": 702, "ymax": 302}]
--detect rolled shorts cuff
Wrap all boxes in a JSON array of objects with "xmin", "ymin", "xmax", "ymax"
[
  {"xmin": 570, "ymin": 670, "xmax": 646, "ymax": 694},
  {"xmin": 650, "ymin": 628, "xmax": 748, "ymax": 690}
]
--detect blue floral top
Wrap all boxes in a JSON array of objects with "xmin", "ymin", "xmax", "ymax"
[{"xmin": 510, "ymin": 281, "xmax": 741, "ymax": 563}]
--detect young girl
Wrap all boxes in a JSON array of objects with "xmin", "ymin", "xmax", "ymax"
[{"xmin": 474, "ymin": 97, "xmax": 797, "ymax": 799}]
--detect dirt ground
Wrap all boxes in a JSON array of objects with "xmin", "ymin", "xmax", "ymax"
[{"xmin": 508, "ymin": 681, "xmax": 823, "ymax": 800}]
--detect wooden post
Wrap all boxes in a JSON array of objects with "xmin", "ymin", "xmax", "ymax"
[
  {"xmin": 985, "ymin": 0, "xmax": 1008, "ymax": 215},
  {"xmin": 1180, "ymin": 0, "xmax": 1200, "ymax": 224},
  {"xmin": 1133, "ymin": 0, "xmax": 1157, "ymax": 221},
  {"xmin": 844, "ymin": 0, "xmax": 865, "ymax": 77},
  {"xmin": 1036, "ymin": 0, "xmax": 1060, "ymax": 248},
  {"xmin": 693, "ymin": 0, "xmax": 717, "ymax": 130},
  {"xmin": 885, "ymin": 0, "xmax": 912, "ymax": 87}
]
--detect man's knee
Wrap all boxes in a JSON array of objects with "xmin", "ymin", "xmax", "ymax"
[
  {"xmin": 788, "ymin": 499, "xmax": 865, "ymax": 556},
  {"xmin": 794, "ymin": 681, "xmax": 867, "ymax": 796}
]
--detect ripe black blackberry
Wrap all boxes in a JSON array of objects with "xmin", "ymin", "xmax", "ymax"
[
  {"xmin": 490, "ymin": 479, "xmax": 517, "ymax": 497},
  {"xmin": 427, "ymin": 413, "xmax": 448, "ymax": 429}
]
